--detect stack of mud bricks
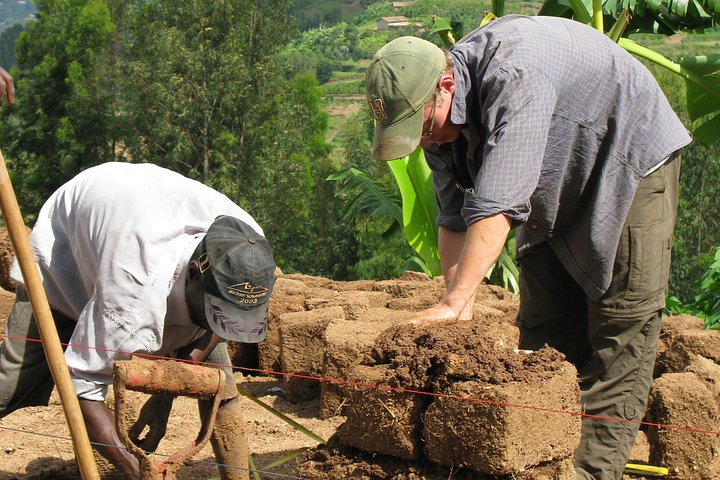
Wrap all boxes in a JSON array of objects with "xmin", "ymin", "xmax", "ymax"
[
  {"xmin": 271, "ymin": 274, "xmax": 424, "ymax": 414},
  {"xmin": 648, "ymin": 315, "xmax": 720, "ymax": 479},
  {"xmin": 335, "ymin": 322, "xmax": 581, "ymax": 478},
  {"xmin": 260, "ymin": 272, "xmax": 582, "ymax": 477},
  {"xmin": 242, "ymin": 271, "xmax": 720, "ymax": 478}
]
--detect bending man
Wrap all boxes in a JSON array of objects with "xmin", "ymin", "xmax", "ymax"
[
  {"xmin": 0, "ymin": 162, "xmax": 276, "ymax": 480},
  {"xmin": 365, "ymin": 15, "xmax": 691, "ymax": 480}
]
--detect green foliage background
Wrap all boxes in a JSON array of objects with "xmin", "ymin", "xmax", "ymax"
[{"xmin": 0, "ymin": 0, "xmax": 718, "ymax": 301}]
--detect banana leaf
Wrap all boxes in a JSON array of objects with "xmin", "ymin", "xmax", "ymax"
[
  {"xmin": 682, "ymin": 54, "xmax": 720, "ymax": 148},
  {"xmin": 388, "ymin": 148, "xmax": 442, "ymax": 277},
  {"xmin": 327, "ymin": 167, "xmax": 403, "ymax": 233}
]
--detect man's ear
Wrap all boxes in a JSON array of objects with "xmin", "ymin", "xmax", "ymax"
[
  {"xmin": 438, "ymin": 74, "xmax": 455, "ymax": 94},
  {"xmin": 188, "ymin": 260, "xmax": 201, "ymax": 281}
]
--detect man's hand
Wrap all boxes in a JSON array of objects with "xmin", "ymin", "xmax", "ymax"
[
  {"xmin": 128, "ymin": 394, "xmax": 175, "ymax": 453},
  {"xmin": 0, "ymin": 67, "xmax": 14, "ymax": 106}
]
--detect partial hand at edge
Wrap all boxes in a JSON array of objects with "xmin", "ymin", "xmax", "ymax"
[{"xmin": 0, "ymin": 67, "xmax": 14, "ymax": 106}]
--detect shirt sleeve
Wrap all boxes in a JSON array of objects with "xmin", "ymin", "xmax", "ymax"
[
  {"xmin": 425, "ymin": 144, "xmax": 468, "ymax": 231},
  {"xmin": 462, "ymin": 64, "xmax": 558, "ymax": 228}
]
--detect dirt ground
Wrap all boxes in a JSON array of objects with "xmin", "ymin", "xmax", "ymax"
[{"xmin": 0, "ymin": 373, "xmax": 343, "ymax": 479}]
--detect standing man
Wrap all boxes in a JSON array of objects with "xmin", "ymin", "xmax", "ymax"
[
  {"xmin": 365, "ymin": 15, "xmax": 691, "ymax": 480},
  {"xmin": 0, "ymin": 162, "xmax": 276, "ymax": 480}
]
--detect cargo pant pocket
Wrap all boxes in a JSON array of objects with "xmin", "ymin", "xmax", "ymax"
[{"xmin": 625, "ymin": 217, "xmax": 674, "ymax": 302}]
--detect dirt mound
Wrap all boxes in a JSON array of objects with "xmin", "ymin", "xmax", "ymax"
[
  {"xmin": 367, "ymin": 319, "xmax": 555, "ymax": 390},
  {"xmin": 298, "ymin": 436, "xmax": 575, "ymax": 480}
]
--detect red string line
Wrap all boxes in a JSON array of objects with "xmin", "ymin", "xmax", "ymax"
[{"xmin": 3, "ymin": 333, "xmax": 719, "ymax": 436}]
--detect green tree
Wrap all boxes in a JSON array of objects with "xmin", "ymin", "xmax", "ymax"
[
  {"xmin": 115, "ymin": 0, "xmax": 340, "ymax": 274},
  {"xmin": 117, "ymin": 0, "xmax": 296, "ymax": 183},
  {"xmin": 0, "ymin": 0, "xmax": 117, "ymax": 220},
  {"xmin": 247, "ymin": 72, "xmax": 334, "ymax": 274},
  {"xmin": 0, "ymin": 24, "xmax": 24, "ymax": 68}
]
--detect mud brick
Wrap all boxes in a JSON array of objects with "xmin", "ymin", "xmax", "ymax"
[
  {"xmin": 257, "ymin": 287, "xmax": 306, "ymax": 372},
  {"xmin": 685, "ymin": 354, "xmax": 720, "ymax": 397},
  {"xmin": 336, "ymin": 364, "xmax": 429, "ymax": 460},
  {"xmin": 279, "ymin": 306, "xmax": 344, "ymax": 402},
  {"xmin": 660, "ymin": 314, "xmax": 705, "ymax": 342},
  {"xmin": 672, "ymin": 329, "xmax": 720, "ymax": 364},
  {"xmin": 281, "ymin": 273, "xmax": 334, "ymax": 289},
  {"xmin": 423, "ymin": 365, "xmax": 581, "ymax": 476},
  {"xmin": 655, "ymin": 315, "xmax": 706, "ymax": 377},
  {"xmin": 372, "ymin": 278, "xmax": 445, "ymax": 299},
  {"xmin": 647, "ymin": 372, "xmax": 720, "ymax": 480},
  {"xmin": 307, "ymin": 290, "xmax": 393, "ymax": 320},
  {"xmin": 320, "ymin": 308, "xmax": 411, "ymax": 419},
  {"xmin": 657, "ymin": 329, "xmax": 720, "ymax": 377}
]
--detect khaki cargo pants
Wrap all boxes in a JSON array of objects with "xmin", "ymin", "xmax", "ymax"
[{"xmin": 516, "ymin": 154, "xmax": 680, "ymax": 480}]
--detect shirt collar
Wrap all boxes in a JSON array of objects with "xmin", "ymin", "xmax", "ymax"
[{"xmin": 449, "ymin": 50, "xmax": 471, "ymax": 127}]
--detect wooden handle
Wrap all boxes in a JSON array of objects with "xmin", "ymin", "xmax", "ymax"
[{"xmin": 0, "ymin": 150, "xmax": 99, "ymax": 479}]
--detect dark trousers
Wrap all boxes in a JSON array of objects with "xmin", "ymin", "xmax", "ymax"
[{"xmin": 517, "ymin": 154, "xmax": 680, "ymax": 480}]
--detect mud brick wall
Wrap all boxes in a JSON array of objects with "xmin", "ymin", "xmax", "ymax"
[
  {"xmin": 647, "ymin": 373, "xmax": 720, "ymax": 479},
  {"xmin": 337, "ymin": 364, "xmax": 429, "ymax": 460},
  {"xmin": 249, "ymin": 272, "xmax": 720, "ymax": 479},
  {"xmin": 278, "ymin": 306, "xmax": 344, "ymax": 402},
  {"xmin": 646, "ymin": 318, "xmax": 720, "ymax": 479}
]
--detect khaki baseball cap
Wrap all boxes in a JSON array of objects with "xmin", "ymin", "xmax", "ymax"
[{"xmin": 365, "ymin": 36, "xmax": 445, "ymax": 161}]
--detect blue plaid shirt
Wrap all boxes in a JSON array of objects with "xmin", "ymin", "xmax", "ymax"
[{"xmin": 425, "ymin": 15, "xmax": 692, "ymax": 301}]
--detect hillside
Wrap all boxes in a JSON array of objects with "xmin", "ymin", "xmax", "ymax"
[{"xmin": 0, "ymin": 0, "xmax": 35, "ymax": 34}]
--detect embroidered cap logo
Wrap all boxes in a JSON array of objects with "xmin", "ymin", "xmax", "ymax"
[
  {"xmin": 369, "ymin": 98, "xmax": 388, "ymax": 120},
  {"xmin": 227, "ymin": 282, "xmax": 269, "ymax": 300}
]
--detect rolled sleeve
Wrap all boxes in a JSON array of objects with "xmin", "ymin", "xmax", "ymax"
[
  {"xmin": 71, "ymin": 375, "xmax": 109, "ymax": 401},
  {"xmin": 462, "ymin": 190, "xmax": 530, "ymax": 227}
]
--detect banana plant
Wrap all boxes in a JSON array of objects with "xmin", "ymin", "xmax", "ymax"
[
  {"xmin": 327, "ymin": 166, "xmax": 441, "ymax": 276},
  {"xmin": 387, "ymin": 148, "xmax": 442, "ymax": 276}
]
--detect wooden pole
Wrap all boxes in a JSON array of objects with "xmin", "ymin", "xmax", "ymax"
[{"xmin": 0, "ymin": 149, "xmax": 100, "ymax": 480}]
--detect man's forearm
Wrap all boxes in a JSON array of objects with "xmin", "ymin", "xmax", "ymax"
[
  {"xmin": 438, "ymin": 227, "xmax": 476, "ymax": 319},
  {"xmin": 78, "ymin": 398, "xmax": 140, "ymax": 479},
  {"xmin": 438, "ymin": 226, "xmax": 466, "ymax": 288},
  {"xmin": 442, "ymin": 213, "xmax": 511, "ymax": 314}
]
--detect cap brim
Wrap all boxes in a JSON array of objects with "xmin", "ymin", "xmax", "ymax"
[
  {"xmin": 204, "ymin": 293, "xmax": 268, "ymax": 343},
  {"xmin": 372, "ymin": 105, "xmax": 425, "ymax": 161}
]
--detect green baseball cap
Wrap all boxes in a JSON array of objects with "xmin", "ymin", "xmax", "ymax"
[{"xmin": 365, "ymin": 36, "xmax": 445, "ymax": 161}]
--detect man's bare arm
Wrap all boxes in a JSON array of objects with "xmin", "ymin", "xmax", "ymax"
[
  {"xmin": 409, "ymin": 213, "xmax": 511, "ymax": 325},
  {"xmin": 79, "ymin": 398, "xmax": 140, "ymax": 479},
  {"xmin": 0, "ymin": 67, "xmax": 14, "ymax": 106}
]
